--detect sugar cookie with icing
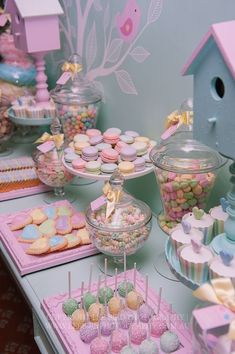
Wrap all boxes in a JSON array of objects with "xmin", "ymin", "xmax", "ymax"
[
  {"xmin": 48, "ymin": 235, "xmax": 68, "ymax": 252},
  {"xmin": 26, "ymin": 237, "xmax": 50, "ymax": 255},
  {"xmin": 18, "ymin": 224, "xmax": 41, "ymax": 243},
  {"xmin": 56, "ymin": 216, "xmax": 72, "ymax": 235},
  {"xmin": 10, "ymin": 213, "xmax": 32, "ymax": 231},
  {"xmin": 39, "ymin": 219, "xmax": 56, "ymax": 237},
  {"xmin": 30, "ymin": 208, "xmax": 47, "ymax": 224}
]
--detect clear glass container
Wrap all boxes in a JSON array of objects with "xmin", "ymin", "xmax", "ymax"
[
  {"xmin": 51, "ymin": 54, "xmax": 102, "ymax": 144},
  {"xmin": 85, "ymin": 171, "xmax": 152, "ymax": 265},
  {"xmin": 150, "ymin": 138, "xmax": 227, "ymax": 234},
  {"xmin": 0, "ymin": 94, "xmax": 14, "ymax": 156}
]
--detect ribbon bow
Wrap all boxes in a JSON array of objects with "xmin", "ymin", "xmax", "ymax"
[
  {"xmin": 62, "ymin": 61, "xmax": 82, "ymax": 80},
  {"xmin": 35, "ymin": 132, "xmax": 64, "ymax": 150},
  {"xmin": 193, "ymin": 278, "xmax": 235, "ymax": 339},
  {"xmin": 165, "ymin": 110, "xmax": 193, "ymax": 130},
  {"xmin": 102, "ymin": 182, "xmax": 122, "ymax": 219}
]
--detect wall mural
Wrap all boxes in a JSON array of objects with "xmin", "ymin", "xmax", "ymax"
[{"xmin": 49, "ymin": 0, "xmax": 163, "ymax": 96}]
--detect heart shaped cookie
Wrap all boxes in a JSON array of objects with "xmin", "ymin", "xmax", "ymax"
[
  {"xmin": 26, "ymin": 237, "xmax": 50, "ymax": 255},
  {"xmin": 64, "ymin": 233, "xmax": 81, "ymax": 249},
  {"xmin": 48, "ymin": 235, "xmax": 68, "ymax": 252},
  {"xmin": 10, "ymin": 213, "xmax": 32, "ymax": 231},
  {"xmin": 30, "ymin": 208, "xmax": 47, "ymax": 224},
  {"xmin": 57, "ymin": 206, "xmax": 73, "ymax": 217},
  {"xmin": 43, "ymin": 206, "xmax": 57, "ymax": 219},
  {"xmin": 71, "ymin": 212, "xmax": 86, "ymax": 229},
  {"xmin": 39, "ymin": 219, "xmax": 56, "ymax": 237},
  {"xmin": 56, "ymin": 216, "xmax": 72, "ymax": 235},
  {"xmin": 77, "ymin": 228, "xmax": 91, "ymax": 245},
  {"xmin": 18, "ymin": 224, "xmax": 41, "ymax": 243}
]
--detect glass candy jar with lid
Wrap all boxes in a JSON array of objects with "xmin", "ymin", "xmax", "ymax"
[
  {"xmin": 51, "ymin": 53, "xmax": 102, "ymax": 144},
  {"xmin": 150, "ymin": 138, "xmax": 227, "ymax": 234},
  {"xmin": 85, "ymin": 171, "xmax": 152, "ymax": 267}
]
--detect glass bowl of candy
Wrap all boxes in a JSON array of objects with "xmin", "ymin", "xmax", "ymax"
[
  {"xmin": 85, "ymin": 171, "xmax": 152, "ymax": 271},
  {"xmin": 33, "ymin": 149, "xmax": 75, "ymax": 203},
  {"xmin": 150, "ymin": 138, "xmax": 227, "ymax": 234},
  {"xmin": 51, "ymin": 54, "xmax": 102, "ymax": 144},
  {"xmin": 0, "ymin": 95, "xmax": 14, "ymax": 156}
]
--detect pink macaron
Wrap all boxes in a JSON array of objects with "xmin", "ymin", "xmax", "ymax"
[
  {"xmin": 115, "ymin": 141, "xmax": 128, "ymax": 153},
  {"xmin": 120, "ymin": 146, "xmax": 137, "ymax": 162},
  {"xmin": 72, "ymin": 158, "xmax": 86, "ymax": 170},
  {"xmin": 81, "ymin": 146, "xmax": 99, "ymax": 161},
  {"xmin": 89, "ymin": 135, "xmax": 103, "ymax": 145},
  {"xmin": 101, "ymin": 148, "xmax": 119, "ymax": 163},
  {"xmin": 86, "ymin": 129, "xmax": 102, "ymax": 138},
  {"xmin": 103, "ymin": 131, "xmax": 120, "ymax": 145},
  {"xmin": 124, "ymin": 130, "xmax": 140, "ymax": 138}
]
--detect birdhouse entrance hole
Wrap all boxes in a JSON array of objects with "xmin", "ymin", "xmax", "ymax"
[{"xmin": 211, "ymin": 77, "xmax": 225, "ymax": 100}]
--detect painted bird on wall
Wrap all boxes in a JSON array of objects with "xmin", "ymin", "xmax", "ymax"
[{"xmin": 116, "ymin": 0, "xmax": 141, "ymax": 42}]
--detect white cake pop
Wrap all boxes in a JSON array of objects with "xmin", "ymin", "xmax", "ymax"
[
  {"xmin": 139, "ymin": 320, "xmax": 159, "ymax": 354},
  {"xmin": 120, "ymin": 327, "xmax": 138, "ymax": 354},
  {"xmin": 160, "ymin": 305, "xmax": 180, "ymax": 353}
]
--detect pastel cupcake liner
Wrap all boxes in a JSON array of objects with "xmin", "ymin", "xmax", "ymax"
[
  {"xmin": 170, "ymin": 238, "xmax": 183, "ymax": 259},
  {"xmin": 179, "ymin": 257, "xmax": 209, "ymax": 283},
  {"xmin": 209, "ymin": 269, "xmax": 220, "ymax": 280},
  {"xmin": 198, "ymin": 224, "xmax": 214, "ymax": 245},
  {"xmin": 213, "ymin": 219, "xmax": 225, "ymax": 236}
]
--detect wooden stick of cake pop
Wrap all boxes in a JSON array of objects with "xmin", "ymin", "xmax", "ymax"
[
  {"xmin": 148, "ymin": 319, "xmax": 151, "ymax": 340},
  {"xmin": 133, "ymin": 262, "xmax": 137, "ymax": 289},
  {"xmin": 104, "ymin": 279, "xmax": 108, "ymax": 316},
  {"xmin": 80, "ymin": 281, "xmax": 84, "ymax": 302},
  {"xmin": 157, "ymin": 287, "xmax": 162, "ymax": 316},
  {"xmin": 68, "ymin": 271, "xmax": 71, "ymax": 298},
  {"xmin": 145, "ymin": 274, "xmax": 149, "ymax": 304},
  {"xmin": 125, "ymin": 278, "xmax": 128, "ymax": 307},
  {"xmin": 124, "ymin": 250, "xmax": 127, "ymax": 284},
  {"xmin": 115, "ymin": 268, "xmax": 118, "ymax": 297},
  {"xmin": 104, "ymin": 258, "xmax": 107, "ymax": 290},
  {"xmin": 84, "ymin": 303, "xmax": 88, "ymax": 323},
  {"xmin": 88, "ymin": 263, "xmax": 93, "ymax": 292},
  {"xmin": 98, "ymin": 308, "xmax": 102, "ymax": 338},
  {"xmin": 96, "ymin": 274, "xmax": 101, "ymax": 303}
]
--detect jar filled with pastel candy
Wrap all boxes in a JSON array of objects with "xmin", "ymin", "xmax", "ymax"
[
  {"xmin": 150, "ymin": 138, "xmax": 226, "ymax": 234},
  {"xmin": 85, "ymin": 171, "xmax": 152, "ymax": 263},
  {"xmin": 51, "ymin": 54, "xmax": 102, "ymax": 144},
  {"xmin": 0, "ymin": 94, "xmax": 14, "ymax": 155}
]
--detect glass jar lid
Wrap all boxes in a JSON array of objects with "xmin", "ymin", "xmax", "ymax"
[
  {"xmin": 85, "ymin": 170, "xmax": 152, "ymax": 232},
  {"xmin": 51, "ymin": 53, "xmax": 102, "ymax": 105},
  {"xmin": 150, "ymin": 138, "xmax": 227, "ymax": 174}
]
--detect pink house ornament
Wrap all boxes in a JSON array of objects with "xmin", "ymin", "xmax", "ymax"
[{"xmin": 5, "ymin": 0, "xmax": 63, "ymax": 104}]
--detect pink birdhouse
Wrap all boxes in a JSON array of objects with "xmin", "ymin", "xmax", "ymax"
[{"xmin": 5, "ymin": 0, "xmax": 63, "ymax": 53}]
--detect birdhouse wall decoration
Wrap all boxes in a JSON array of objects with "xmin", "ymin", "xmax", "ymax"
[
  {"xmin": 5, "ymin": 0, "xmax": 63, "ymax": 104},
  {"xmin": 182, "ymin": 20, "xmax": 235, "ymax": 160}
]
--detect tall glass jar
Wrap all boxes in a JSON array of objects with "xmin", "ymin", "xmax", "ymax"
[{"xmin": 51, "ymin": 54, "xmax": 102, "ymax": 144}]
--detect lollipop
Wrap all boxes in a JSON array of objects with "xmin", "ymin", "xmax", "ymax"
[
  {"xmin": 108, "ymin": 268, "xmax": 122, "ymax": 316},
  {"xmin": 71, "ymin": 281, "xmax": 85, "ymax": 330},
  {"xmin": 62, "ymin": 271, "xmax": 78, "ymax": 316},
  {"xmin": 151, "ymin": 287, "xmax": 168, "ymax": 337},
  {"xmin": 129, "ymin": 310, "xmax": 147, "ymax": 345},
  {"xmin": 100, "ymin": 279, "xmax": 116, "ymax": 336},
  {"xmin": 120, "ymin": 327, "xmax": 138, "ymax": 354},
  {"xmin": 90, "ymin": 309, "xmax": 109, "ymax": 354},
  {"xmin": 80, "ymin": 305, "xmax": 98, "ymax": 344},
  {"xmin": 160, "ymin": 305, "xmax": 180, "ymax": 353},
  {"xmin": 118, "ymin": 252, "xmax": 134, "ymax": 297},
  {"xmin": 139, "ymin": 275, "xmax": 154, "ymax": 323},
  {"xmin": 89, "ymin": 274, "xmax": 105, "ymax": 322},
  {"xmin": 118, "ymin": 281, "xmax": 135, "ymax": 330},
  {"xmin": 126, "ymin": 263, "xmax": 143, "ymax": 310},
  {"xmin": 98, "ymin": 258, "xmax": 114, "ymax": 304},
  {"xmin": 139, "ymin": 321, "xmax": 159, "ymax": 354},
  {"xmin": 84, "ymin": 264, "xmax": 96, "ymax": 311}
]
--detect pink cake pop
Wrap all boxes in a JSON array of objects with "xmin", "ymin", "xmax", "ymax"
[
  {"xmin": 108, "ymin": 268, "xmax": 122, "ymax": 316},
  {"xmin": 120, "ymin": 327, "xmax": 138, "ymax": 354},
  {"xmin": 118, "ymin": 281, "xmax": 135, "ymax": 330},
  {"xmin": 71, "ymin": 281, "xmax": 85, "ymax": 330},
  {"xmin": 129, "ymin": 310, "xmax": 147, "ymax": 345},
  {"xmin": 89, "ymin": 275, "xmax": 105, "ymax": 322},
  {"xmin": 126, "ymin": 263, "xmax": 143, "ymax": 310},
  {"xmin": 100, "ymin": 279, "xmax": 116, "ymax": 336},
  {"xmin": 111, "ymin": 329, "xmax": 128, "ymax": 353},
  {"xmin": 139, "ymin": 320, "xmax": 159, "ymax": 354},
  {"xmin": 139, "ymin": 275, "xmax": 154, "ymax": 323},
  {"xmin": 90, "ymin": 309, "xmax": 109, "ymax": 354},
  {"xmin": 151, "ymin": 287, "xmax": 168, "ymax": 337},
  {"xmin": 79, "ymin": 305, "xmax": 98, "ymax": 344}
]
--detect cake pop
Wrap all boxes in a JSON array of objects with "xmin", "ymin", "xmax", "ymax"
[
  {"xmin": 100, "ymin": 280, "xmax": 116, "ymax": 336},
  {"xmin": 118, "ymin": 251, "xmax": 134, "ymax": 297},
  {"xmin": 89, "ymin": 275, "xmax": 105, "ymax": 322},
  {"xmin": 160, "ymin": 305, "xmax": 180, "ymax": 353},
  {"xmin": 139, "ymin": 275, "xmax": 154, "ymax": 323},
  {"xmin": 111, "ymin": 329, "xmax": 128, "ymax": 353},
  {"xmin": 79, "ymin": 306, "xmax": 98, "ymax": 344},
  {"xmin": 108, "ymin": 268, "xmax": 122, "ymax": 316},
  {"xmin": 71, "ymin": 282, "xmax": 85, "ymax": 330},
  {"xmin": 84, "ymin": 264, "xmax": 96, "ymax": 311},
  {"xmin": 98, "ymin": 258, "xmax": 114, "ymax": 304},
  {"xmin": 62, "ymin": 271, "xmax": 78, "ymax": 316},
  {"xmin": 120, "ymin": 327, "xmax": 138, "ymax": 354},
  {"xmin": 139, "ymin": 321, "xmax": 159, "ymax": 354},
  {"xmin": 118, "ymin": 282, "xmax": 135, "ymax": 330},
  {"xmin": 151, "ymin": 288, "xmax": 168, "ymax": 337},
  {"xmin": 129, "ymin": 311, "xmax": 147, "ymax": 345},
  {"xmin": 126, "ymin": 263, "xmax": 143, "ymax": 310},
  {"xmin": 90, "ymin": 309, "xmax": 109, "ymax": 354}
]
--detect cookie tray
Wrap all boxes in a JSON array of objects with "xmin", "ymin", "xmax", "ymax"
[
  {"xmin": 42, "ymin": 269, "xmax": 192, "ymax": 354},
  {"xmin": 0, "ymin": 184, "xmax": 51, "ymax": 201},
  {"xmin": 0, "ymin": 200, "xmax": 99, "ymax": 276}
]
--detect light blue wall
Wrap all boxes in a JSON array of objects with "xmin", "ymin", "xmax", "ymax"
[{"xmin": 46, "ymin": 0, "xmax": 235, "ymax": 213}]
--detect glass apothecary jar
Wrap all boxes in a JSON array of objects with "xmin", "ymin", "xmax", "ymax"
[
  {"xmin": 85, "ymin": 171, "xmax": 152, "ymax": 265},
  {"xmin": 150, "ymin": 138, "xmax": 227, "ymax": 234},
  {"xmin": 51, "ymin": 54, "xmax": 102, "ymax": 144}
]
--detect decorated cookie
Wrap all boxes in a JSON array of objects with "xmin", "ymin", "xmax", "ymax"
[
  {"xmin": 10, "ymin": 213, "xmax": 33, "ymax": 231},
  {"xmin": 64, "ymin": 233, "xmax": 81, "ymax": 249},
  {"xmin": 57, "ymin": 206, "xmax": 73, "ymax": 217},
  {"xmin": 30, "ymin": 208, "xmax": 48, "ymax": 224},
  {"xmin": 56, "ymin": 216, "xmax": 72, "ymax": 235},
  {"xmin": 26, "ymin": 237, "xmax": 50, "ymax": 255},
  {"xmin": 18, "ymin": 224, "xmax": 41, "ymax": 243},
  {"xmin": 71, "ymin": 212, "xmax": 86, "ymax": 229},
  {"xmin": 77, "ymin": 228, "xmax": 91, "ymax": 245},
  {"xmin": 43, "ymin": 206, "xmax": 57, "ymax": 219},
  {"xmin": 39, "ymin": 219, "xmax": 56, "ymax": 237},
  {"xmin": 48, "ymin": 235, "xmax": 68, "ymax": 252}
]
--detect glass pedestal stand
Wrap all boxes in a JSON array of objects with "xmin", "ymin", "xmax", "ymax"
[
  {"xmin": 43, "ymin": 186, "xmax": 76, "ymax": 204},
  {"xmin": 154, "ymin": 249, "xmax": 179, "ymax": 282},
  {"xmin": 211, "ymin": 161, "xmax": 235, "ymax": 254},
  {"xmin": 97, "ymin": 253, "xmax": 142, "ymax": 276}
]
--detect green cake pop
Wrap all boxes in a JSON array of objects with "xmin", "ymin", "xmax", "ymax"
[
  {"xmin": 118, "ymin": 251, "xmax": 134, "ymax": 297},
  {"xmin": 84, "ymin": 264, "xmax": 96, "ymax": 311},
  {"xmin": 62, "ymin": 271, "xmax": 79, "ymax": 316},
  {"xmin": 98, "ymin": 258, "xmax": 114, "ymax": 304}
]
